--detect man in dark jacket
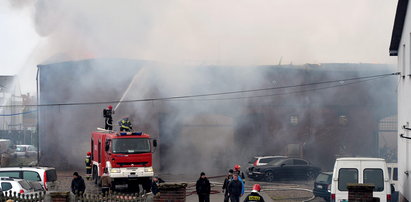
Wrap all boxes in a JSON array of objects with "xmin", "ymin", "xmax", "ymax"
[
  {"xmin": 222, "ymin": 169, "xmax": 234, "ymax": 202},
  {"xmin": 228, "ymin": 173, "xmax": 243, "ymax": 202},
  {"xmin": 243, "ymin": 184, "xmax": 265, "ymax": 202},
  {"xmin": 196, "ymin": 172, "xmax": 211, "ymax": 202},
  {"xmin": 71, "ymin": 172, "xmax": 86, "ymax": 195},
  {"xmin": 151, "ymin": 176, "xmax": 165, "ymax": 196}
]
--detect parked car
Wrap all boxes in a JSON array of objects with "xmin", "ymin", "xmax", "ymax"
[
  {"xmin": 313, "ymin": 172, "xmax": 332, "ymax": 202},
  {"xmin": 247, "ymin": 157, "xmax": 320, "ymax": 181},
  {"xmin": 330, "ymin": 157, "xmax": 391, "ymax": 202},
  {"xmin": 0, "ymin": 167, "xmax": 57, "ymax": 191},
  {"xmin": 0, "ymin": 177, "xmax": 33, "ymax": 194},
  {"xmin": 15, "ymin": 145, "xmax": 38, "ymax": 157},
  {"xmin": 387, "ymin": 163, "xmax": 399, "ymax": 202}
]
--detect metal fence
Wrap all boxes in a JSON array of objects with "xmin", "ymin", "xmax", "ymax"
[{"xmin": 0, "ymin": 191, "xmax": 46, "ymax": 202}]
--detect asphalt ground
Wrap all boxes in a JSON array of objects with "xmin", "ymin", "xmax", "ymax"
[{"xmin": 55, "ymin": 171, "xmax": 327, "ymax": 201}]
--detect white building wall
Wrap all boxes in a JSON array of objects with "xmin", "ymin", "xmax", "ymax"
[
  {"xmin": 0, "ymin": 78, "xmax": 23, "ymax": 130},
  {"xmin": 397, "ymin": 3, "xmax": 411, "ymax": 200}
]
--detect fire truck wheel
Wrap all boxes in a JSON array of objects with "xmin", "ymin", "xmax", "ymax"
[
  {"xmin": 128, "ymin": 181, "xmax": 140, "ymax": 193},
  {"xmin": 142, "ymin": 178, "xmax": 151, "ymax": 192},
  {"xmin": 92, "ymin": 166, "xmax": 98, "ymax": 185}
]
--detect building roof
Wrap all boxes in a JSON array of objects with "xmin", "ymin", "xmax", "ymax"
[{"xmin": 389, "ymin": 0, "xmax": 409, "ymax": 56}]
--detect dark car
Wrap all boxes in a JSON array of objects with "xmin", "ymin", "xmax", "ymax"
[
  {"xmin": 313, "ymin": 172, "xmax": 332, "ymax": 202},
  {"xmin": 248, "ymin": 157, "xmax": 320, "ymax": 182}
]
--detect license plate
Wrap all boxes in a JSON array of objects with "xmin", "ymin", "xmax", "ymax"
[
  {"xmin": 316, "ymin": 185, "xmax": 322, "ymax": 189},
  {"xmin": 128, "ymin": 174, "xmax": 138, "ymax": 178}
]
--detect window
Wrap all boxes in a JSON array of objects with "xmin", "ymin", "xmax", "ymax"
[
  {"xmin": 315, "ymin": 173, "xmax": 332, "ymax": 184},
  {"xmin": 388, "ymin": 167, "xmax": 392, "ymax": 180},
  {"xmin": 0, "ymin": 171, "xmax": 20, "ymax": 179},
  {"xmin": 403, "ymin": 44, "xmax": 406, "ymax": 77},
  {"xmin": 393, "ymin": 168, "xmax": 398, "ymax": 181},
  {"xmin": 248, "ymin": 157, "xmax": 258, "ymax": 164},
  {"xmin": 363, "ymin": 169, "xmax": 384, "ymax": 191},
  {"xmin": 290, "ymin": 115, "xmax": 298, "ymax": 125},
  {"xmin": 1, "ymin": 182, "xmax": 12, "ymax": 191},
  {"xmin": 112, "ymin": 138, "xmax": 151, "ymax": 154},
  {"xmin": 282, "ymin": 160, "xmax": 293, "ymax": 166},
  {"xmin": 46, "ymin": 169, "xmax": 57, "ymax": 182},
  {"xmin": 338, "ymin": 168, "xmax": 358, "ymax": 191},
  {"xmin": 18, "ymin": 180, "xmax": 32, "ymax": 190},
  {"xmin": 260, "ymin": 158, "xmax": 275, "ymax": 163},
  {"xmin": 23, "ymin": 171, "xmax": 41, "ymax": 181},
  {"xmin": 294, "ymin": 159, "xmax": 308, "ymax": 165}
]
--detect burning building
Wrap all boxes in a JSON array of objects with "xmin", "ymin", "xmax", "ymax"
[{"xmin": 37, "ymin": 59, "xmax": 396, "ymax": 174}]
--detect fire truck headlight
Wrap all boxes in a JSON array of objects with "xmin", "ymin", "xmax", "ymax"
[
  {"xmin": 110, "ymin": 168, "xmax": 121, "ymax": 173},
  {"xmin": 144, "ymin": 167, "xmax": 153, "ymax": 172}
]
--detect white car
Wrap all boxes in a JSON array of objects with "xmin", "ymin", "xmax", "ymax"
[
  {"xmin": 247, "ymin": 156, "xmax": 287, "ymax": 167},
  {"xmin": 0, "ymin": 167, "xmax": 57, "ymax": 191},
  {"xmin": 0, "ymin": 177, "xmax": 33, "ymax": 194},
  {"xmin": 15, "ymin": 145, "xmax": 38, "ymax": 157}
]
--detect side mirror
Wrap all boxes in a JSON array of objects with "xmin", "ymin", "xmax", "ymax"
[
  {"xmin": 281, "ymin": 164, "xmax": 286, "ymax": 167},
  {"xmin": 153, "ymin": 139, "xmax": 157, "ymax": 147}
]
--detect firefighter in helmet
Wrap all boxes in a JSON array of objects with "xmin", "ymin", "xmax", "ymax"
[
  {"xmin": 103, "ymin": 105, "xmax": 114, "ymax": 130},
  {"xmin": 85, "ymin": 152, "xmax": 92, "ymax": 180},
  {"xmin": 119, "ymin": 117, "xmax": 133, "ymax": 132},
  {"xmin": 243, "ymin": 184, "xmax": 265, "ymax": 202},
  {"xmin": 234, "ymin": 164, "xmax": 246, "ymax": 184}
]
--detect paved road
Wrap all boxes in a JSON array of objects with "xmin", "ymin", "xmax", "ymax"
[{"xmin": 186, "ymin": 190, "xmax": 274, "ymax": 202}]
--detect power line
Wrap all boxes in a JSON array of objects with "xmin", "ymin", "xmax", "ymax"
[
  {"xmin": 182, "ymin": 76, "xmax": 385, "ymax": 101},
  {"xmin": 0, "ymin": 72, "xmax": 399, "ymax": 108}
]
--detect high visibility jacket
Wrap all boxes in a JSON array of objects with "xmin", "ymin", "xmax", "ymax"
[
  {"xmin": 85, "ymin": 156, "xmax": 91, "ymax": 169},
  {"xmin": 119, "ymin": 120, "xmax": 132, "ymax": 131},
  {"xmin": 243, "ymin": 192, "xmax": 265, "ymax": 202}
]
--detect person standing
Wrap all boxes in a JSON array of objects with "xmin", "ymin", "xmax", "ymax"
[
  {"xmin": 196, "ymin": 172, "xmax": 211, "ymax": 202},
  {"xmin": 234, "ymin": 164, "xmax": 246, "ymax": 184},
  {"xmin": 243, "ymin": 184, "xmax": 265, "ymax": 202},
  {"xmin": 103, "ymin": 105, "xmax": 114, "ymax": 130},
  {"xmin": 228, "ymin": 173, "xmax": 243, "ymax": 202},
  {"xmin": 100, "ymin": 171, "xmax": 112, "ymax": 196},
  {"xmin": 222, "ymin": 169, "xmax": 234, "ymax": 202},
  {"xmin": 119, "ymin": 117, "xmax": 133, "ymax": 132},
  {"xmin": 85, "ymin": 152, "xmax": 92, "ymax": 180},
  {"xmin": 71, "ymin": 172, "xmax": 86, "ymax": 195}
]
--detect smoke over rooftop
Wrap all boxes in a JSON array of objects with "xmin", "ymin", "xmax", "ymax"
[{"xmin": 5, "ymin": 0, "xmax": 398, "ymax": 175}]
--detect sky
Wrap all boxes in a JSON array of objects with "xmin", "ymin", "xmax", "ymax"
[{"xmin": 0, "ymin": 0, "xmax": 399, "ymax": 93}]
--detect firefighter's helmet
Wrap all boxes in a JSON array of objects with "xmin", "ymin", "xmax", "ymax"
[
  {"xmin": 252, "ymin": 184, "xmax": 261, "ymax": 192},
  {"xmin": 234, "ymin": 164, "xmax": 241, "ymax": 171},
  {"xmin": 108, "ymin": 105, "xmax": 113, "ymax": 110},
  {"xmin": 87, "ymin": 152, "xmax": 91, "ymax": 156}
]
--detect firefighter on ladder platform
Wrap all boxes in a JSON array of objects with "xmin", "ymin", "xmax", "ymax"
[
  {"xmin": 103, "ymin": 105, "xmax": 114, "ymax": 130},
  {"xmin": 85, "ymin": 152, "xmax": 92, "ymax": 180},
  {"xmin": 119, "ymin": 117, "xmax": 133, "ymax": 132}
]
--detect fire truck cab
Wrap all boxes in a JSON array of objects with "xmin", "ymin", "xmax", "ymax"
[{"xmin": 90, "ymin": 129, "xmax": 157, "ymax": 191}]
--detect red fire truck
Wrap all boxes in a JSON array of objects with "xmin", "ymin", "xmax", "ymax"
[{"xmin": 90, "ymin": 129, "xmax": 157, "ymax": 191}]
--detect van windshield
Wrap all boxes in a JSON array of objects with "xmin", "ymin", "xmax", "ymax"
[
  {"xmin": 338, "ymin": 168, "xmax": 358, "ymax": 191},
  {"xmin": 112, "ymin": 138, "xmax": 150, "ymax": 154},
  {"xmin": 363, "ymin": 169, "xmax": 384, "ymax": 191}
]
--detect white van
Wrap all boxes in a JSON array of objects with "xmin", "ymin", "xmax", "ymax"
[{"xmin": 330, "ymin": 157, "xmax": 391, "ymax": 202}]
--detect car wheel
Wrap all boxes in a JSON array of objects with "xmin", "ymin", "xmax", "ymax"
[
  {"xmin": 264, "ymin": 171, "xmax": 275, "ymax": 182},
  {"xmin": 306, "ymin": 170, "xmax": 316, "ymax": 180}
]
